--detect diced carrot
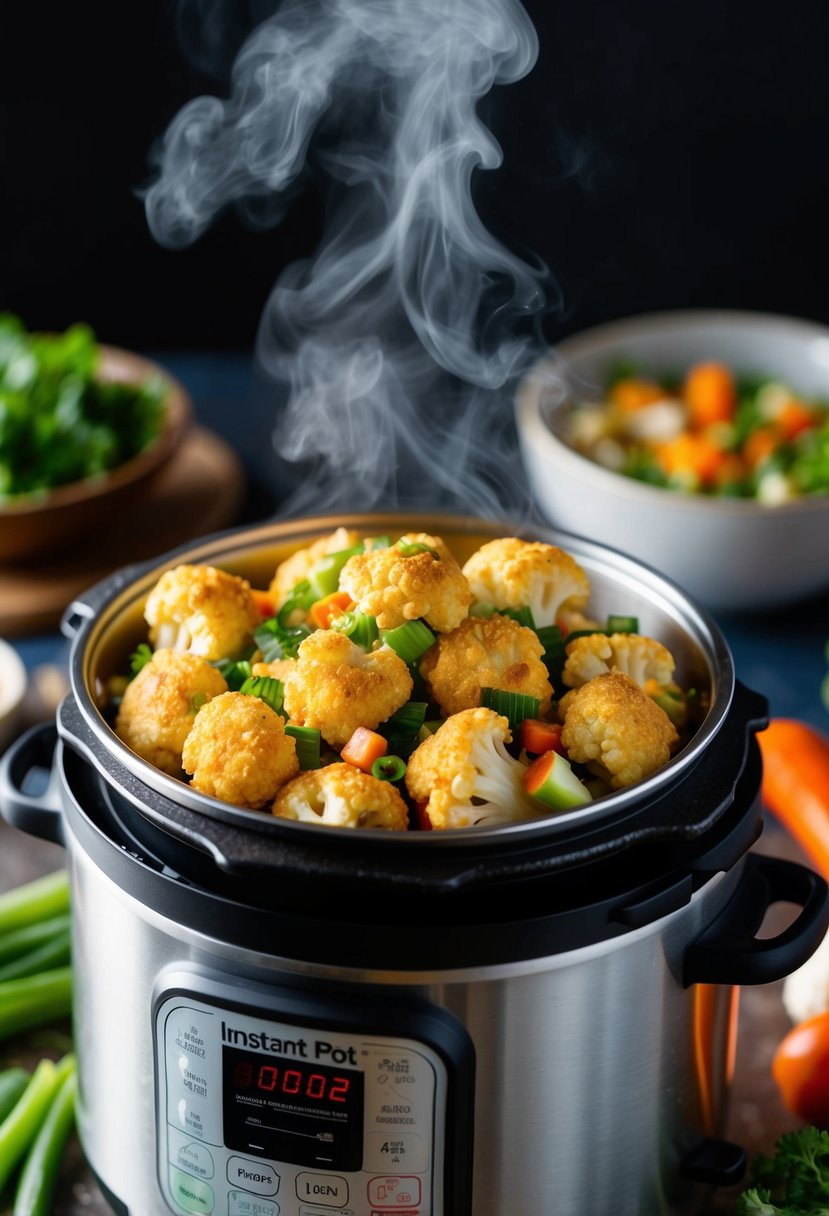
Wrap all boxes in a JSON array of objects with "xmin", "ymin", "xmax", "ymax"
[
  {"xmin": 743, "ymin": 424, "xmax": 782, "ymax": 470},
  {"xmin": 609, "ymin": 377, "xmax": 666, "ymax": 412},
  {"xmin": 683, "ymin": 362, "xmax": 737, "ymax": 427},
  {"xmin": 251, "ymin": 588, "xmax": 276, "ymax": 619},
  {"xmin": 654, "ymin": 432, "xmax": 727, "ymax": 487},
  {"xmin": 711, "ymin": 451, "xmax": 747, "ymax": 489},
  {"xmin": 524, "ymin": 750, "xmax": 556, "ymax": 795},
  {"xmin": 340, "ymin": 726, "xmax": 388, "ymax": 772},
  {"xmin": 777, "ymin": 398, "xmax": 816, "ymax": 441},
  {"xmin": 520, "ymin": 718, "xmax": 565, "ymax": 756},
  {"xmin": 309, "ymin": 591, "xmax": 353, "ymax": 629}
]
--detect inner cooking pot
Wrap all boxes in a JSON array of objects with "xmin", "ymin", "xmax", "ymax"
[{"xmin": 58, "ymin": 511, "xmax": 740, "ymax": 873}]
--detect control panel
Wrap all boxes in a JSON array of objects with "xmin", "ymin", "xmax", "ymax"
[{"xmin": 154, "ymin": 977, "xmax": 470, "ymax": 1216}]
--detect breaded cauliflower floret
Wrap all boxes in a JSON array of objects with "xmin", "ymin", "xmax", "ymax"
[
  {"xmin": 559, "ymin": 672, "xmax": 678, "ymax": 789},
  {"xmin": 269, "ymin": 527, "xmax": 360, "ymax": 609},
  {"xmin": 251, "ymin": 658, "xmax": 297, "ymax": 683},
  {"xmin": 181, "ymin": 691, "xmax": 299, "ymax": 809},
  {"xmin": 461, "ymin": 538, "xmax": 590, "ymax": 628},
  {"xmin": 272, "ymin": 763, "xmax": 409, "ymax": 830},
  {"xmin": 339, "ymin": 533, "xmax": 471, "ymax": 633},
  {"xmin": 405, "ymin": 706, "xmax": 542, "ymax": 830},
  {"xmin": 114, "ymin": 649, "xmax": 228, "ymax": 776},
  {"xmin": 282, "ymin": 630, "xmax": 413, "ymax": 748},
  {"xmin": 145, "ymin": 564, "xmax": 260, "ymax": 661},
  {"xmin": 562, "ymin": 632, "xmax": 676, "ymax": 692},
  {"xmin": 420, "ymin": 615, "xmax": 553, "ymax": 718}
]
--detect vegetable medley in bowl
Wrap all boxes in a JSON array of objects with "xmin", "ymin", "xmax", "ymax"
[{"xmin": 105, "ymin": 527, "xmax": 706, "ymax": 832}]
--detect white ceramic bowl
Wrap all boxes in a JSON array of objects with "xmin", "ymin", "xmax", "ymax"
[
  {"xmin": 0, "ymin": 639, "xmax": 27, "ymax": 752},
  {"xmin": 515, "ymin": 309, "xmax": 829, "ymax": 614}
]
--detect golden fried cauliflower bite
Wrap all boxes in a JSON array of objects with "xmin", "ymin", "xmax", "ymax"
[
  {"xmin": 282, "ymin": 630, "xmax": 413, "ymax": 748},
  {"xmin": 273, "ymin": 764, "xmax": 409, "ymax": 830},
  {"xmin": 559, "ymin": 672, "xmax": 679, "ymax": 789},
  {"xmin": 562, "ymin": 633, "xmax": 676, "ymax": 692},
  {"xmin": 269, "ymin": 527, "xmax": 360, "ymax": 609},
  {"xmin": 420, "ymin": 615, "xmax": 553, "ymax": 717},
  {"xmin": 405, "ymin": 706, "xmax": 541, "ymax": 829},
  {"xmin": 181, "ymin": 691, "xmax": 299, "ymax": 809},
  {"xmin": 339, "ymin": 533, "xmax": 471, "ymax": 633},
  {"xmin": 145, "ymin": 564, "xmax": 260, "ymax": 661},
  {"xmin": 462, "ymin": 538, "xmax": 590, "ymax": 628},
  {"xmin": 115, "ymin": 649, "xmax": 228, "ymax": 776}
]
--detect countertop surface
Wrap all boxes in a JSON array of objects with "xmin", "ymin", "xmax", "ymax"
[{"xmin": 1, "ymin": 351, "xmax": 828, "ymax": 1214}]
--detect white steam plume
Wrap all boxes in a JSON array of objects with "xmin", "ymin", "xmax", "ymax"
[{"xmin": 146, "ymin": 0, "xmax": 549, "ymax": 516}]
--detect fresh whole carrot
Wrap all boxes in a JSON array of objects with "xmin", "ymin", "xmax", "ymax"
[
  {"xmin": 757, "ymin": 719, "xmax": 829, "ymax": 877},
  {"xmin": 309, "ymin": 591, "xmax": 353, "ymax": 629},
  {"xmin": 340, "ymin": 727, "xmax": 388, "ymax": 772}
]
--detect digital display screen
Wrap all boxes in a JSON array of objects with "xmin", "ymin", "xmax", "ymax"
[{"xmin": 222, "ymin": 1046, "xmax": 364, "ymax": 1171}]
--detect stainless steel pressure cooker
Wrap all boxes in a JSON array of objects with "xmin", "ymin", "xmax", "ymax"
[{"xmin": 1, "ymin": 513, "xmax": 827, "ymax": 1216}]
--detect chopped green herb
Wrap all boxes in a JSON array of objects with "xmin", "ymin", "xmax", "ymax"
[
  {"xmin": 128, "ymin": 643, "xmax": 153, "ymax": 678},
  {"xmin": 255, "ymin": 616, "xmax": 310, "ymax": 661}
]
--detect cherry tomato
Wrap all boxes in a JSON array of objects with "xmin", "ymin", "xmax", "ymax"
[{"xmin": 772, "ymin": 1010, "xmax": 829, "ymax": 1127}]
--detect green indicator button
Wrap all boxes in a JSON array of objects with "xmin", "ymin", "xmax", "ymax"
[{"xmin": 170, "ymin": 1165, "xmax": 215, "ymax": 1214}]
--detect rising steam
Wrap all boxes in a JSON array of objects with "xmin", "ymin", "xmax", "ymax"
[{"xmin": 145, "ymin": 0, "xmax": 548, "ymax": 516}]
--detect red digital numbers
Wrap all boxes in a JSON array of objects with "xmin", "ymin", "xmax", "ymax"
[{"xmin": 232, "ymin": 1059, "xmax": 351, "ymax": 1103}]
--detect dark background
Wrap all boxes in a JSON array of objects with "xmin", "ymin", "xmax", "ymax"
[{"xmin": 3, "ymin": 0, "xmax": 829, "ymax": 354}]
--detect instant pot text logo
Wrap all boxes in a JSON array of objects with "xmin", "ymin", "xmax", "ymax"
[{"xmin": 221, "ymin": 1021, "xmax": 357, "ymax": 1065}]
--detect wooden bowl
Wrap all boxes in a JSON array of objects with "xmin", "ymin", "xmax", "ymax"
[{"xmin": 0, "ymin": 347, "xmax": 192, "ymax": 564}]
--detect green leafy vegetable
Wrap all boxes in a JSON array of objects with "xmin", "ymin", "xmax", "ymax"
[
  {"xmin": 128, "ymin": 643, "xmax": 153, "ymax": 678},
  {"xmin": 0, "ymin": 314, "xmax": 166, "ymax": 501},
  {"xmin": 735, "ymin": 1128, "xmax": 829, "ymax": 1213}
]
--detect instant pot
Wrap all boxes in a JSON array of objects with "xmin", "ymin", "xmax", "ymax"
[{"xmin": 1, "ymin": 513, "xmax": 827, "ymax": 1216}]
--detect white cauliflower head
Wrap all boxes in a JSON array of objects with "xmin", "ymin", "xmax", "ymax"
[
  {"xmin": 461, "ymin": 538, "xmax": 590, "ymax": 628},
  {"xmin": 114, "ymin": 648, "xmax": 228, "ymax": 776},
  {"xmin": 559, "ymin": 671, "xmax": 678, "ymax": 789},
  {"xmin": 282, "ymin": 629, "xmax": 413, "ymax": 748},
  {"xmin": 181, "ymin": 691, "xmax": 299, "ymax": 809},
  {"xmin": 339, "ymin": 532, "xmax": 472, "ymax": 633},
  {"xmin": 272, "ymin": 763, "xmax": 409, "ymax": 830},
  {"xmin": 420, "ymin": 614, "xmax": 553, "ymax": 718},
  {"xmin": 782, "ymin": 929, "xmax": 829, "ymax": 1026},
  {"xmin": 562, "ymin": 632, "xmax": 677, "ymax": 692},
  {"xmin": 145, "ymin": 564, "xmax": 260, "ymax": 660},
  {"xmin": 269, "ymin": 527, "xmax": 360, "ymax": 609},
  {"xmin": 405, "ymin": 706, "xmax": 541, "ymax": 829}
]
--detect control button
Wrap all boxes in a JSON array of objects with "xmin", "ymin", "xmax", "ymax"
[
  {"xmin": 300, "ymin": 1208, "xmax": 357, "ymax": 1216},
  {"xmin": 228, "ymin": 1192, "xmax": 281, "ymax": 1216},
  {"xmin": 367, "ymin": 1176, "xmax": 421, "ymax": 1207},
  {"xmin": 226, "ymin": 1157, "xmax": 280, "ymax": 1196},
  {"xmin": 295, "ymin": 1171, "xmax": 349, "ymax": 1206},
  {"xmin": 169, "ymin": 1165, "xmax": 214, "ymax": 1214},
  {"xmin": 364, "ymin": 1132, "xmax": 428, "ymax": 1172},
  {"xmin": 169, "ymin": 1130, "xmax": 215, "ymax": 1179}
]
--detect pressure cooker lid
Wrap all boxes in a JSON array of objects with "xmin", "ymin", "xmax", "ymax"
[{"xmin": 54, "ymin": 511, "xmax": 765, "ymax": 877}]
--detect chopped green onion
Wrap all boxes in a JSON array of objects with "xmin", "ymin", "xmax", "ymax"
[
  {"xmin": 481, "ymin": 688, "xmax": 541, "ymax": 730},
  {"xmin": 0, "ymin": 1071, "xmax": 30, "ymax": 1126},
  {"xmin": 0, "ymin": 1054, "xmax": 74, "ymax": 1196},
  {"xmin": 255, "ymin": 617, "xmax": 310, "ymax": 661},
  {"xmin": 0, "ymin": 873, "xmax": 69, "ymax": 937},
  {"xmin": 380, "ymin": 701, "xmax": 428, "ymax": 758},
  {"xmin": 366, "ymin": 535, "xmax": 391, "ymax": 550},
  {"xmin": 563, "ymin": 628, "xmax": 606, "ymax": 645},
  {"xmin": 500, "ymin": 606, "xmax": 536, "ymax": 629},
  {"xmin": 331, "ymin": 611, "xmax": 379, "ymax": 650},
  {"xmin": 418, "ymin": 719, "xmax": 445, "ymax": 741},
  {"xmin": 188, "ymin": 692, "xmax": 208, "ymax": 716},
  {"xmin": 0, "ymin": 930, "xmax": 71, "ymax": 986},
  {"xmin": 0, "ymin": 916, "xmax": 71, "ymax": 967},
  {"xmin": 214, "ymin": 658, "xmax": 254, "ymax": 691},
  {"xmin": 239, "ymin": 676, "xmax": 285, "ymax": 716},
  {"xmin": 606, "ymin": 614, "xmax": 639, "ymax": 633},
  {"xmin": 13, "ymin": 1063, "xmax": 77, "ymax": 1216},
  {"xmin": 371, "ymin": 755, "xmax": 407, "ymax": 783},
  {"xmin": 0, "ymin": 967, "xmax": 73, "ymax": 1045},
  {"xmin": 380, "ymin": 620, "xmax": 436, "ymax": 664},
  {"xmin": 128, "ymin": 643, "xmax": 153, "ymax": 678},
  {"xmin": 397, "ymin": 539, "xmax": 439, "ymax": 559},
  {"xmin": 276, "ymin": 579, "xmax": 316, "ymax": 627},
  {"xmin": 285, "ymin": 725, "xmax": 322, "ymax": 770},
  {"xmin": 469, "ymin": 603, "xmax": 496, "ymax": 618}
]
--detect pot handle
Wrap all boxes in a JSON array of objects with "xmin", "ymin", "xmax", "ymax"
[
  {"xmin": 0, "ymin": 725, "xmax": 65, "ymax": 847},
  {"xmin": 683, "ymin": 852, "xmax": 829, "ymax": 987}
]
